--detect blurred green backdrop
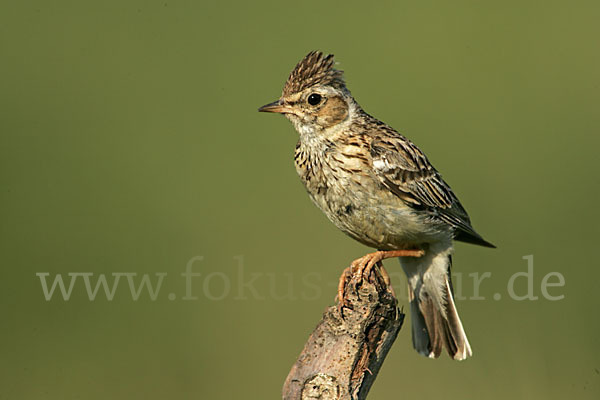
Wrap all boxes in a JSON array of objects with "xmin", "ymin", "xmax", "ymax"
[{"xmin": 2, "ymin": 0, "xmax": 599, "ymax": 399}]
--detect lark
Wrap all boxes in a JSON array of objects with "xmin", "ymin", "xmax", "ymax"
[{"xmin": 258, "ymin": 51, "xmax": 494, "ymax": 360}]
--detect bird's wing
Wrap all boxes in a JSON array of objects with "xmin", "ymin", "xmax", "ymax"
[{"xmin": 369, "ymin": 133, "xmax": 493, "ymax": 247}]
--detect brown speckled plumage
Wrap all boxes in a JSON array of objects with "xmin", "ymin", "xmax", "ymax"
[{"xmin": 259, "ymin": 51, "xmax": 494, "ymax": 360}]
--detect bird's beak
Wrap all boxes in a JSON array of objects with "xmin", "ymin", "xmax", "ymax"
[{"xmin": 258, "ymin": 100, "xmax": 291, "ymax": 114}]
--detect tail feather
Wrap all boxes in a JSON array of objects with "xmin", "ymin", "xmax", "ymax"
[
  {"xmin": 401, "ymin": 245, "xmax": 472, "ymax": 360},
  {"xmin": 417, "ymin": 291, "xmax": 444, "ymax": 358}
]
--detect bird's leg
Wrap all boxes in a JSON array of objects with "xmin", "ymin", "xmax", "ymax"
[
  {"xmin": 337, "ymin": 249, "xmax": 424, "ymax": 314},
  {"xmin": 352, "ymin": 249, "xmax": 425, "ymax": 279}
]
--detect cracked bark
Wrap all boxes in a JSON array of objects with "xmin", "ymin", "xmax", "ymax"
[{"xmin": 282, "ymin": 268, "xmax": 404, "ymax": 400}]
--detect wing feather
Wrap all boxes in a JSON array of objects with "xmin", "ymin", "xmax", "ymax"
[{"xmin": 369, "ymin": 133, "xmax": 494, "ymax": 247}]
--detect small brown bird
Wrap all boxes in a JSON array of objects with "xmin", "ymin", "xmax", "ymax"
[{"xmin": 259, "ymin": 51, "xmax": 494, "ymax": 360}]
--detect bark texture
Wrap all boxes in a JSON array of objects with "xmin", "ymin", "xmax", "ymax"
[{"xmin": 283, "ymin": 269, "xmax": 404, "ymax": 400}]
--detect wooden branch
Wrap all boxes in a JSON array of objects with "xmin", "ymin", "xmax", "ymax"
[{"xmin": 283, "ymin": 268, "xmax": 404, "ymax": 400}]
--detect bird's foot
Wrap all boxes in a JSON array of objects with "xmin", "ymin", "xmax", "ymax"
[
  {"xmin": 351, "ymin": 249, "xmax": 425, "ymax": 279},
  {"xmin": 337, "ymin": 249, "xmax": 424, "ymax": 315},
  {"xmin": 337, "ymin": 266, "xmax": 354, "ymax": 315}
]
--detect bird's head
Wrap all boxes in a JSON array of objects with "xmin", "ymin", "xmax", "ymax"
[{"xmin": 259, "ymin": 51, "xmax": 357, "ymax": 138}]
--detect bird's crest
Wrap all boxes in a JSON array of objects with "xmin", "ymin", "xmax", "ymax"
[{"xmin": 282, "ymin": 51, "xmax": 345, "ymax": 96}]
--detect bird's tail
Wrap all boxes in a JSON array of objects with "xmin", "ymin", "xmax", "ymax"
[{"xmin": 400, "ymin": 244, "xmax": 472, "ymax": 360}]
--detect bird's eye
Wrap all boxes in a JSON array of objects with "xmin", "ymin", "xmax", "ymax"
[{"xmin": 307, "ymin": 93, "xmax": 322, "ymax": 106}]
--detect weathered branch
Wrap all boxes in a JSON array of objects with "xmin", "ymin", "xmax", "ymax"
[{"xmin": 283, "ymin": 268, "xmax": 404, "ymax": 400}]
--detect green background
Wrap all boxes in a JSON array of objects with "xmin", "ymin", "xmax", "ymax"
[{"xmin": 2, "ymin": 0, "xmax": 599, "ymax": 399}]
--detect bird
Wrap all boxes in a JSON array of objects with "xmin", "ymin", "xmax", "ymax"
[{"xmin": 258, "ymin": 51, "xmax": 494, "ymax": 360}]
